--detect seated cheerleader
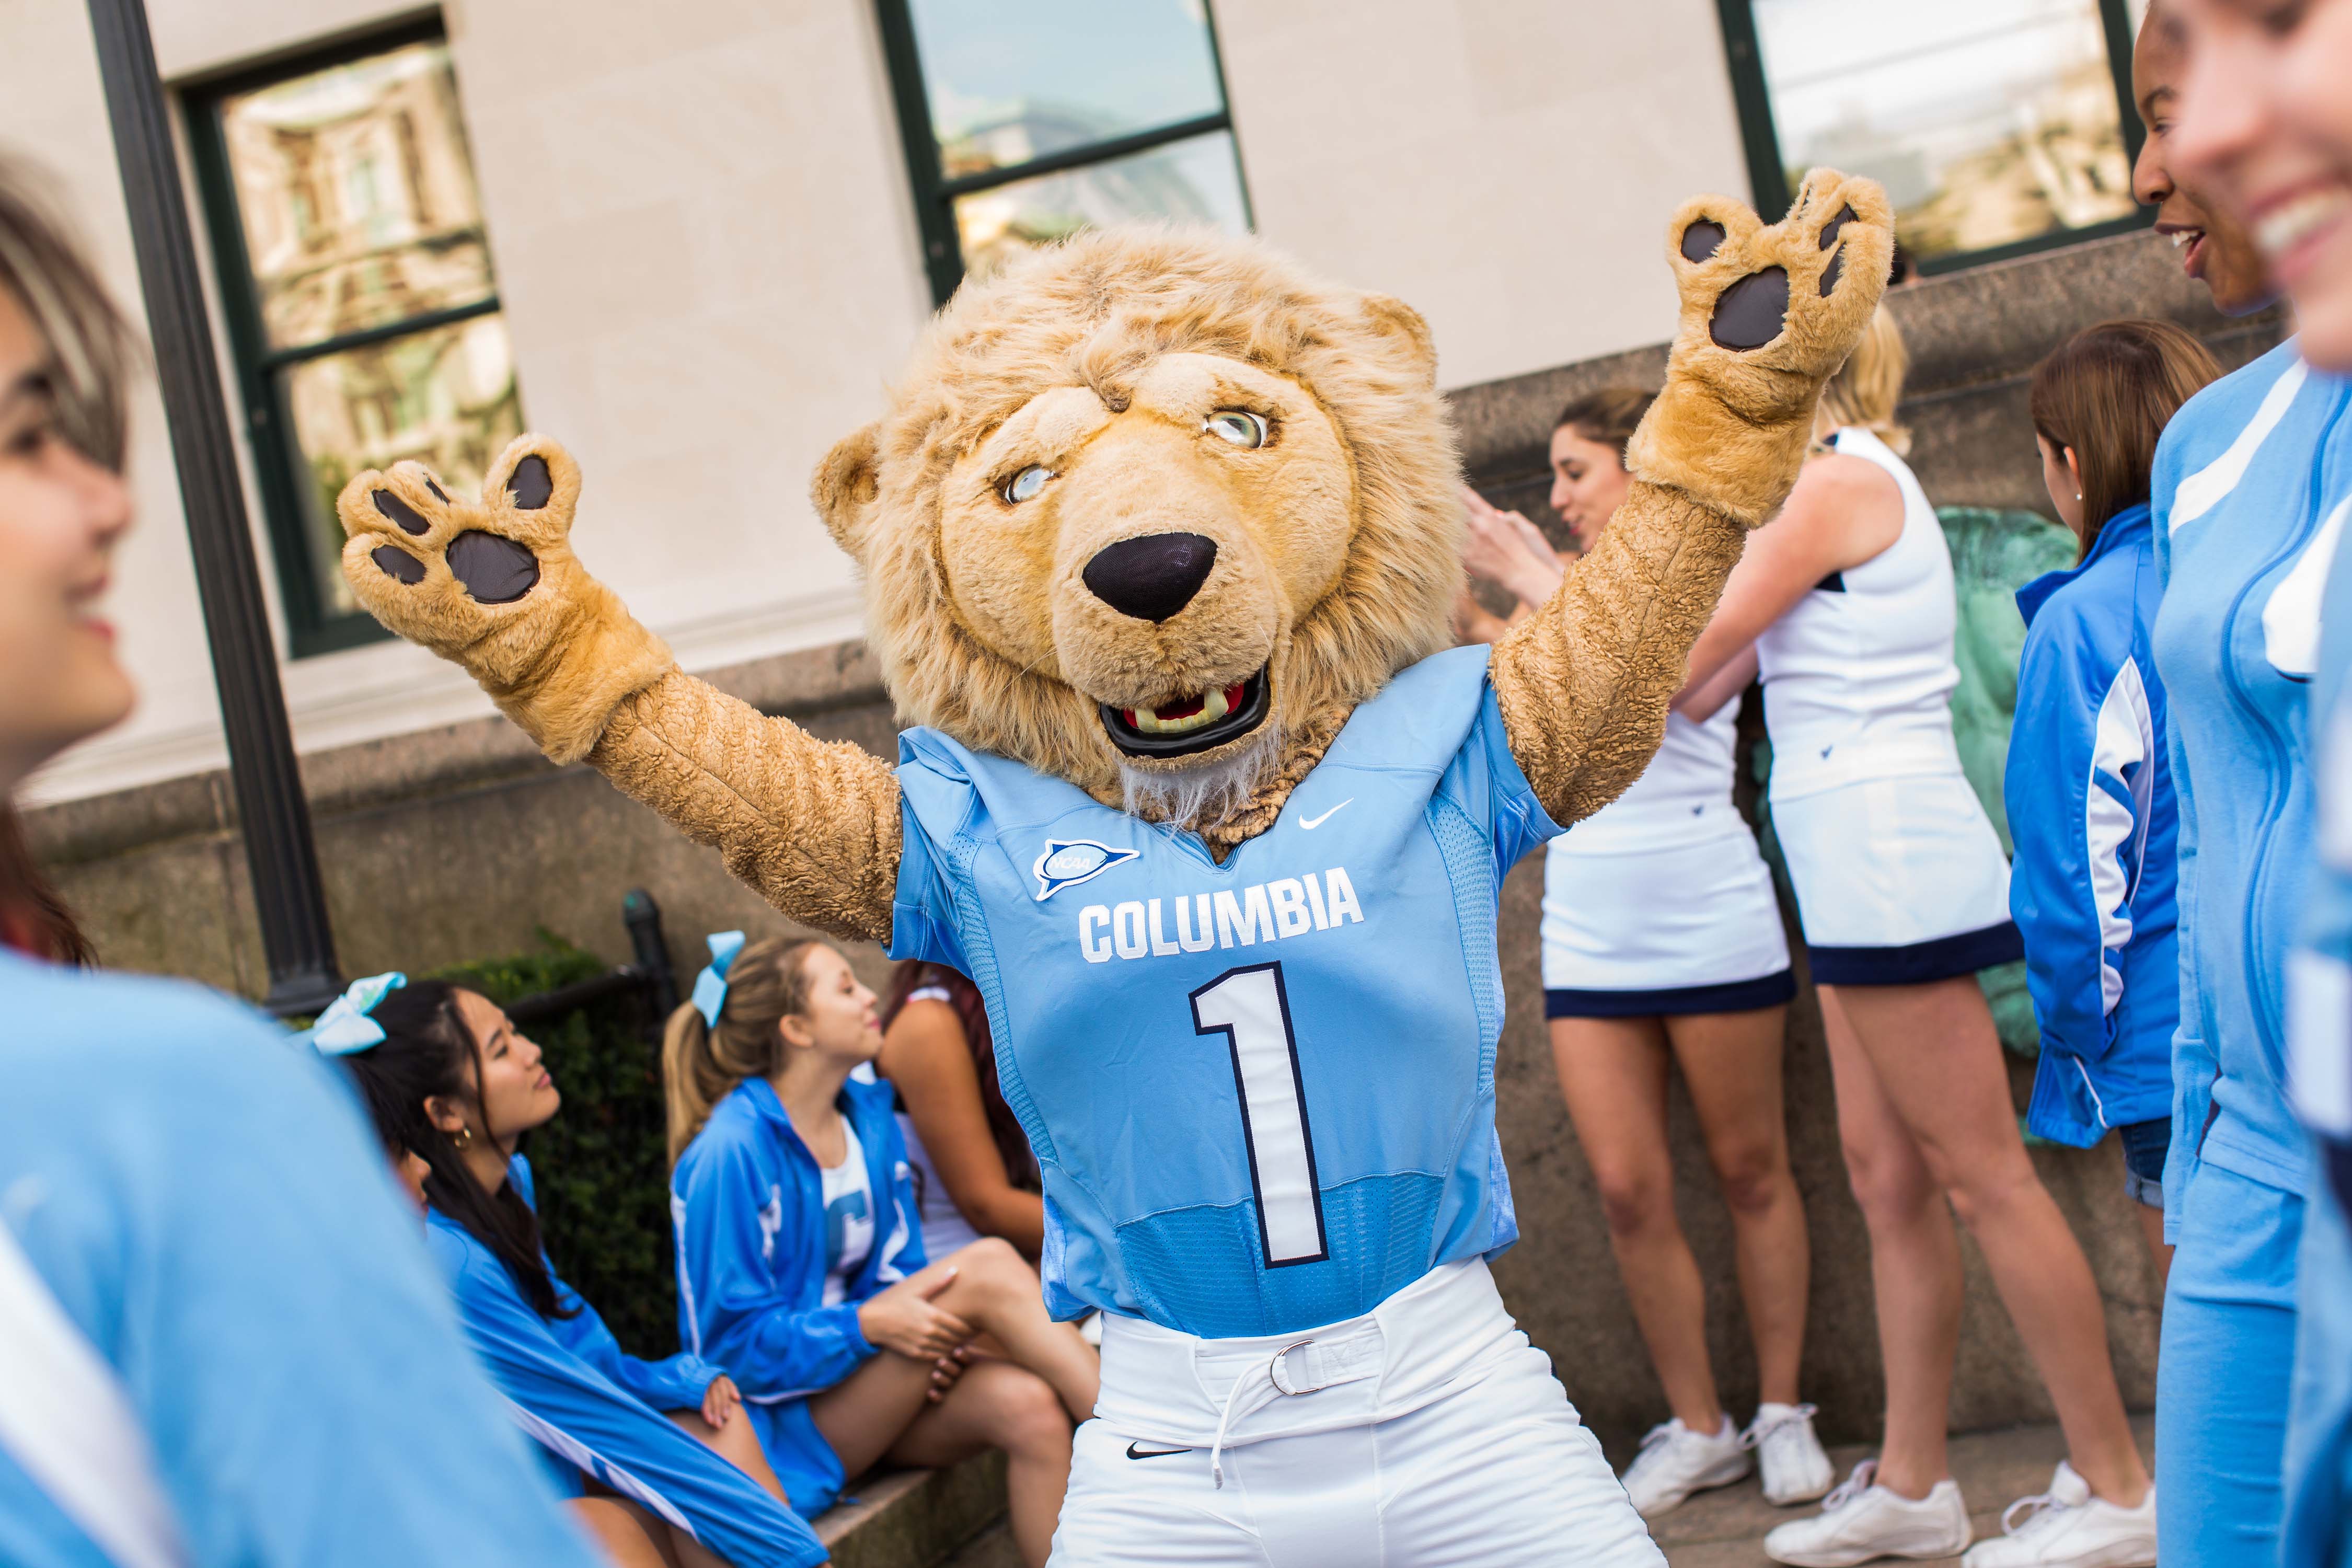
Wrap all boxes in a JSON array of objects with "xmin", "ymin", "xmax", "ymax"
[
  {"xmin": 317, "ymin": 972, "xmax": 826, "ymax": 1568},
  {"xmin": 664, "ymin": 935, "xmax": 1099, "ymax": 1568}
]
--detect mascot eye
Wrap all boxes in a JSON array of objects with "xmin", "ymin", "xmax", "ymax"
[
  {"xmin": 1204, "ymin": 410, "xmax": 1269, "ymax": 449},
  {"xmin": 1001, "ymin": 465, "xmax": 1053, "ymax": 504}
]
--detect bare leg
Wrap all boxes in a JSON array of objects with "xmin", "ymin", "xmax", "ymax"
[
  {"xmin": 1667, "ymin": 1005, "xmax": 1808, "ymax": 1409},
  {"xmin": 668, "ymin": 1408, "xmax": 790, "ymax": 1505},
  {"xmin": 889, "ymin": 1359, "xmax": 1074, "ymax": 1568},
  {"xmin": 809, "ymin": 1239, "xmax": 1097, "ymax": 1479},
  {"xmin": 2134, "ymin": 1203, "xmax": 2174, "ymax": 1295},
  {"xmin": 1551, "ymin": 1014, "xmax": 1725, "ymax": 1433},
  {"xmin": 1830, "ymin": 978, "xmax": 2150, "ymax": 1507},
  {"xmin": 910, "ymin": 1240, "xmax": 1099, "ymax": 1420},
  {"xmin": 571, "ymin": 1498, "xmax": 679, "ymax": 1568},
  {"xmin": 1819, "ymin": 985, "xmax": 1961, "ymax": 1500}
]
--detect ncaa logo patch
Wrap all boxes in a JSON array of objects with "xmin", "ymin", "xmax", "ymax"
[{"xmin": 1033, "ymin": 839, "xmax": 1139, "ymax": 902}]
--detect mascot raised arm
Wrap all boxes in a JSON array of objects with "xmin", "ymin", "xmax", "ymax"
[{"xmin": 338, "ymin": 175, "xmax": 1888, "ymax": 1565}]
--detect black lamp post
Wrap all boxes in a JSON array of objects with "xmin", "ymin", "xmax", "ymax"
[{"xmin": 85, "ymin": 0, "xmax": 342, "ymax": 1016}]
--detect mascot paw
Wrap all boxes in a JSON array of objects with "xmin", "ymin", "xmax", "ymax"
[
  {"xmin": 1666, "ymin": 169, "xmax": 1892, "ymax": 403},
  {"xmin": 1631, "ymin": 170, "xmax": 1893, "ymax": 525},
  {"xmin": 335, "ymin": 435, "xmax": 583, "ymax": 663}
]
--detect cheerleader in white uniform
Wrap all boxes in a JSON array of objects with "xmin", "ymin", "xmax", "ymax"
[
  {"xmin": 1460, "ymin": 389, "xmax": 1832, "ymax": 1521},
  {"xmin": 1674, "ymin": 310, "xmax": 2152, "ymax": 1567}
]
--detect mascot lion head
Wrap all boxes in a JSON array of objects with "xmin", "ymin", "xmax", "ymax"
[{"xmin": 811, "ymin": 229, "xmax": 1464, "ymax": 836}]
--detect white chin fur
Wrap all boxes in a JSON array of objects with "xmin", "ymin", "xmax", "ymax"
[{"xmin": 1120, "ymin": 722, "xmax": 1282, "ymax": 831}]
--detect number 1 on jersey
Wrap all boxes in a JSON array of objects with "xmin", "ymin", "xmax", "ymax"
[{"xmin": 1190, "ymin": 962, "xmax": 1329, "ymax": 1267}]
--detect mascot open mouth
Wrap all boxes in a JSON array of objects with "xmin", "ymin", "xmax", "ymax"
[{"xmin": 1100, "ymin": 668, "xmax": 1272, "ymax": 758}]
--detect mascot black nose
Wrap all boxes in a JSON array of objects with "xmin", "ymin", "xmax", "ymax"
[{"xmin": 1082, "ymin": 532, "xmax": 1218, "ymax": 622}]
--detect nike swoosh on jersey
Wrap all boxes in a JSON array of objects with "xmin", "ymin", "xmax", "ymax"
[
  {"xmin": 1125, "ymin": 1442, "xmax": 1195, "ymax": 1460},
  {"xmin": 1298, "ymin": 799, "xmax": 1353, "ymax": 830}
]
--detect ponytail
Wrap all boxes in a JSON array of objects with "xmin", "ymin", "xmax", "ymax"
[{"xmin": 662, "ymin": 936, "xmax": 822, "ymax": 1162}]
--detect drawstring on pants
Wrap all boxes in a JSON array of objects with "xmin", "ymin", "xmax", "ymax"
[{"xmin": 1208, "ymin": 1338, "xmax": 1318, "ymax": 1488}]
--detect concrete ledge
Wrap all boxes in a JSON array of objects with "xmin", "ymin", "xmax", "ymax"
[
  {"xmin": 817, "ymin": 1455, "xmax": 1007, "ymax": 1568},
  {"xmin": 24, "ymin": 637, "xmax": 889, "ymax": 867}
]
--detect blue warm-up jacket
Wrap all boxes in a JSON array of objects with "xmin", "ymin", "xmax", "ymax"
[
  {"xmin": 2007, "ymin": 502, "xmax": 2178, "ymax": 1146},
  {"xmin": 0, "ymin": 953, "xmax": 604, "ymax": 1568},
  {"xmin": 2153, "ymin": 338, "xmax": 2352, "ymax": 1226},
  {"xmin": 429, "ymin": 1157, "xmax": 824, "ymax": 1568},
  {"xmin": 672, "ymin": 1075, "xmax": 923, "ymax": 1515},
  {"xmin": 2287, "ymin": 486, "xmax": 2352, "ymax": 1568}
]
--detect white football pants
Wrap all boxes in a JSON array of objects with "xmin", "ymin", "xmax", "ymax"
[{"xmin": 1048, "ymin": 1261, "xmax": 1662, "ymax": 1566}]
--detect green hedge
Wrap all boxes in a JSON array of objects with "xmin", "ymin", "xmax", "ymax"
[{"xmin": 438, "ymin": 932, "xmax": 679, "ymax": 1357}]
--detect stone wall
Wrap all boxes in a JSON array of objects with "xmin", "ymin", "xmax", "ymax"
[{"xmin": 26, "ymin": 226, "xmax": 2279, "ymax": 1452}]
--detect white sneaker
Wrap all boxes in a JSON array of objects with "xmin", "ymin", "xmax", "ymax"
[
  {"xmin": 1763, "ymin": 1460, "xmax": 1973, "ymax": 1566},
  {"xmin": 1959, "ymin": 1462, "xmax": 2155, "ymax": 1568},
  {"xmin": 1619, "ymin": 1414, "xmax": 1753, "ymax": 1517},
  {"xmin": 1747, "ymin": 1402, "xmax": 1836, "ymax": 1505}
]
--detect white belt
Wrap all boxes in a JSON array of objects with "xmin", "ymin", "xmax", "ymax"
[{"xmin": 1093, "ymin": 1260, "xmax": 1525, "ymax": 1486}]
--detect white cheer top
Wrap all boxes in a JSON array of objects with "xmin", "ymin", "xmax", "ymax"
[
  {"xmin": 1756, "ymin": 425, "xmax": 1964, "ymax": 801},
  {"xmin": 1553, "ymin": 696, "xmax": 1747, "ymax": 855}
]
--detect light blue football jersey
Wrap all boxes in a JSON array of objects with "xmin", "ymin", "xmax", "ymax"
[{"xmin": 891, "ymin": 645, "xmax": 1557, "ymax": 1338}]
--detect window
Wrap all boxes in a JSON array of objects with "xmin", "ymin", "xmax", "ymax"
[
  {"xmin": 188, "ymin": 20, "xmax": 520, "ymax": 656},
  {"xmin": 874, "ymin": 0, "xmax": 1253, "ymax": 305},
  {"xmin": 1716, "ymin": 0, "xmax": 2148, "ymax": 273}
]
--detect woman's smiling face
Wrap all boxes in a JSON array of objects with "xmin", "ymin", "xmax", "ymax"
[
  {"xmin": 2172, "ymin": 0, "xmax": 2352, "ymax": 366},
  {"xmin": 0, "ymin": 282, "xmax": 133, "ymax": 791}
]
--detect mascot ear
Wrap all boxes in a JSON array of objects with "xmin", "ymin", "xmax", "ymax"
[
  {"xmin": 1357, "ymin": 293, "xmax": 1437, "ymax": 389},
  {"xmin": 812, "ymin": 423, "xmax": 883, "ymax": 560}
]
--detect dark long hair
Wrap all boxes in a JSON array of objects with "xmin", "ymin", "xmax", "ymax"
[
  {"xmin": 879, "ymin": 961, "xmax": 1037, "ymax": 1191},
  {"xmin": 340, "ymin": 981, "xmax": 575, "ymax": 1319},
  {"xmin": 0, "ymin": 804, "xmax": 94, "ymax": 965}
]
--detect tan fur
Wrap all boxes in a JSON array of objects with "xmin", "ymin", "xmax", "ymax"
[
  {"xmin": 334, "ymin": 179, "xmax": 1886, "ymax": 936},
  {"xmin": 591, "ymin": 674, "xmax": 900, "ymax": 943},
  {"xmin": 1494, "ymin": 171, "xmax": 1892, "ymax": 826},
  {"xmin": 334, "ymin": 439, "xmax": 673, "ymax": 763},
  {"xmin": 818, "ymin": 230, "xmax": 1461, "ymax": 836},
  {"xmin": 1628, "ymin": 173, "xmax": 1894, "ymax": 527}
]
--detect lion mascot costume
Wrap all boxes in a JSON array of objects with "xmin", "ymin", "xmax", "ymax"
[{"xmin": 338, "ymin": 174, "xmax": 1889, "ymax": 1565}]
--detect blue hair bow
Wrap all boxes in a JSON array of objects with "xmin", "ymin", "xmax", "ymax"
[
  {"xmin": 295, "ymin": 971, "xmax": 408, "ymax": 1054},
  {"xmin": 692, "ymin": 931, "xmax": 746, "ymax": 1028}
]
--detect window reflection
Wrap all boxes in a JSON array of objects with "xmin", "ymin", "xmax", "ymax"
[
  {"xmin": 907, "ymin": 0, "xmax": 1225, "ymax": 179},
  {"xmin": 952, "ymin": 129, "xmax": 1249, "ymax": 283},
  {"xmin": 220, "ymin": 40, "xmax": 493, "ymax": 349},
  {"xmin": 1753, "ymin": 0, "xmax": 2135, "ymax": 261},
  {"xmin": 284, "ymin": 315, "xmax": 521, "ymax": 616}
]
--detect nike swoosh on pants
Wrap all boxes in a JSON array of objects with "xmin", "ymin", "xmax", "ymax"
[{"xmin": 1126, "ymin": 1442, "xmax": 1194, "ymax": 1460}]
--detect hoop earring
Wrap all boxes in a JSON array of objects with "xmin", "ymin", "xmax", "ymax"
[{"xmin": 451, "ymin": 1125, "xmax": 474, "ymax": 1151}]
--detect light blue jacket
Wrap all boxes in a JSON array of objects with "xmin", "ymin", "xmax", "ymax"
[
  {"xmin": 2007, "ymin": 502, "xmax": 2178, "ymax": 1146},
  {"xmin": 429, "ymin": 1156, "xmax": 824, "ymax": 1568},
  {"xmin": 2284, "ymin": 479, "xmax": 2352, "ymax": 1568},
  {"xmin": 0, "ymin": 952, "xmax": 603, "ymax": 1568},
  {"xmin": 671, "ymin": 1075, "xmax": 922, "ymax": 1515},
  {"xmin": 2152, "ymin": 338, "xmax": 2352, "ymax": 1228}
]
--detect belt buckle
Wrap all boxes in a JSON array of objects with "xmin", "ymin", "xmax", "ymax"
[{"xmin": 1267, "ymin": 1337, "xmax": 1318, "ymax": 1397}]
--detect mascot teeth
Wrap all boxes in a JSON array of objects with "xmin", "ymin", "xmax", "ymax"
[{"xmin": 1126, "ymin": 682, "xmax": 1246, "ymax": 735}]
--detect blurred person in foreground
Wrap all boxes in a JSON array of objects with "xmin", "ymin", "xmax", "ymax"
[
  {"xmin": 0, "ymin": 156, "xmax": 608, "ymax": 1568},
  {"xmin": 2165, "ymin": 2, "xmax": 2352, "ymax": 1564},
  {"xmin": 2124, "ymin": 3, "xmax": 2352, "ymax": 1562},
  {"xmin": 2134, "ymin": 0, "xmax": 2280, "ymax": 319}
]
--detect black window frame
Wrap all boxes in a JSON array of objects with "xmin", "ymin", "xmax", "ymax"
[
  {"xmin": 1714, "ymin": 0, "xmax": 2149, "ymax": 275},
  {"xmin": 872, "ymin": 0, "xmax": 1253, "ymax": 307},
  {"xmin": 185, "ymin": 14, "xmax": 505, "ymax": 658}
]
